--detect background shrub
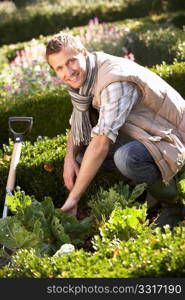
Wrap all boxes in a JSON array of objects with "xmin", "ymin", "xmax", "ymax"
[
  {"xmin": 125, "ymin": 25, "xmax": 185, "ymax": 66},
  {"xmin": 1, "ymin": 15, "xmax": 184, "ymax": 68},
  {"xmin": 0, "ymin": 0, "xmax": 185, "ymax": 46},
  {"xmin": 151, "ymin": 61, "xmax": 185, "ymax": 98}
]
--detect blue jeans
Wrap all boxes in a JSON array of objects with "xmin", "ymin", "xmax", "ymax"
[
  {"xmin": 113, "ymin": 140, "xmax": 161, "ymax": 185},
  {"xmin": 111, "ymin": 139, "xmax": 178, "ymax": 204}
]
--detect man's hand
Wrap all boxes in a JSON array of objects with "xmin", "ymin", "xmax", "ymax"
[
  {"xmin": 61, "ymin": 197, "xmax": 78, "ymax": 216},
  {"xmin": 63, "ymin": 155, "xmax": 79, "ymax": 191}
]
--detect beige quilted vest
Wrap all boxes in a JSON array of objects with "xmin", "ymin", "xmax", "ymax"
[{"xmin": 91, "ymin": 52, "xmax": 185, "ymax": 183}]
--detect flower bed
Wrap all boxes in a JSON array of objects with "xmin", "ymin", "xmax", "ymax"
[{"xmin": 1, "ymin": 0, "xmax": 185, "ymax": 45}]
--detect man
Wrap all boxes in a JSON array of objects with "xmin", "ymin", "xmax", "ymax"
[{"xmin": 46, "ymin": 32, "xmax": 185, "ymax": 227}]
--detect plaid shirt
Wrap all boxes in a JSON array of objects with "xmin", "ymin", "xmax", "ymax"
[{"xmin": 91, "ymin": 81, "xmax": 140, "ymax": 143}]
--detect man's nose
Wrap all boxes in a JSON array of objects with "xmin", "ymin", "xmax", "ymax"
[{"xmin": 65, "ymin": 66, "xmax": 75, "ymax": 77}]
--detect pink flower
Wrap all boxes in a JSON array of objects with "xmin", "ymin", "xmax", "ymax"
[
  {"xmin": 20, "ymin": 50, "xmax": 25, "ymax": 56},
  {"xmin": 3, "ymin": 85, "xmax": 12, "ymax": 91},
  {"xmin": 94, "ymin": 17, "xmax": 99, "ymax": 24}
]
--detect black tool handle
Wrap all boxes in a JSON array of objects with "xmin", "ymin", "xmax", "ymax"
[{"xmin": 8, "ymin": 117, "xmax": 33, "ymax": 142}]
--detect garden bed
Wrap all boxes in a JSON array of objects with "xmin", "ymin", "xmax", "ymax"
[{"xmin": 1, "ymin": 0, "xmax": 185, "ymax": 45}]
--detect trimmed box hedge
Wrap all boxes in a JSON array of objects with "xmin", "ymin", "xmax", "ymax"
[
  {"xmin": 152, "ymin": 62, "xmax": 185, "ymax": 98},
  {"xmin": 0, "ymin": 0, "xmax": 185, "ymax": 46}
]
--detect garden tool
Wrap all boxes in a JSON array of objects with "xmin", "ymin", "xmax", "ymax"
[{"xmin": 2, "ymin": 117, "xmax": 33, "ymax": 219}]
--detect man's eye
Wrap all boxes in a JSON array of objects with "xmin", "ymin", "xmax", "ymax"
[{"xmin": 69, "ymin": 59, "xmax": 76, "ymax": 64}]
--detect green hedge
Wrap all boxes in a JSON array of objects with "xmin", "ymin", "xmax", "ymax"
[
  {"xmin": 0, "ymin": 88, "xmax": 72, "ymax": 145},
  {"xmin": 1, "ymin": 0, "xmax": 185, "ymax": 45},
  {"xmin": 151, "ymin": 62, "xmax": 185, "ymax": 98},
  {"xmin": 0, "ymin": 89, "xmax": 72, "ymax": 206},
  {"xmin": 126, "ymin": 25, "xmax": 185, "ymax": 66}
]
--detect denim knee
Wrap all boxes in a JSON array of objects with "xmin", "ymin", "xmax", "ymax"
[{"xmin": 113, "ymin": 141, "xmax": 161, "ymax": 185}]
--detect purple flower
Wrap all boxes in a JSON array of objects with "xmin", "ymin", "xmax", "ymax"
[
  {"xmin": 3, "ymin": 85, "xmax": 12, "ymax": 91},
  {"xmin": 41, "ymin": 80, "xmax": 48, "ymax": 86}
]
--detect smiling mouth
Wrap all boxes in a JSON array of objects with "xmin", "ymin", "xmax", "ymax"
[{"xmin": 68, "ymin": 73, "xmax": 79, "ymax": 83}]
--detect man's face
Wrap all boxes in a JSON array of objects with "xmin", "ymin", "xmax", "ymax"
[{"xmin": 48, "ymin": 47, "xmax": 87, "ymax": 89}]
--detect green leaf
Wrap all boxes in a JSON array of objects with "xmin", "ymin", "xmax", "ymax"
[
  {"xmin": 99, "ymin": 204, "xmax": 148, "ymax": 242},
  {"xmin": 33, "ymin": 220, "xmax": 44, "ymax": 241},
  {"xmin": 128, "ymin": 183, "xmax": 147, "ymax": 204},
  {"xmin": 21, "ymin": 200, "xmax": 46, "ymax": 228},
  {"xmin": 0, "ymin": 216, "xmax": 39, "ymax": 249},
  {"xmin": 51, "ymin": 216, "xmax": 71, "ymax": 244},
  {"xmin": 177, "ymin": 179, "xmax": 185, "ymax": 198},
  {"xmin": 6, "ymin": 190, "xmax": 32, "ymax": 214},
  {"xmin": 41, "ymin": 197, "xmax": 55, "ymax": 220},
  {"xmin": 0, "ymin": 248, "xmax": 12, "ymax": 260}
]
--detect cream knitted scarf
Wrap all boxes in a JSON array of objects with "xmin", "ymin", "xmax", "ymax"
[{"xmin": 68, "ymin": 53, "xmax": 97, "ymax": 146}]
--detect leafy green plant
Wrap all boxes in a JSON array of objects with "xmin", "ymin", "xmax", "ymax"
[
  {"xmin": 0, "ymin": 207, "xmax": 185, "ymax": 278},
  {"xmin": 6, "ymin": 188, "xmax": 31, "ymax": 213},
  {"xmin": 0, "ymin": 190, "xmax": 93, "ymax": 256},
  {"xmin": 88, "ymin": 182, "xmax": 146, "ymax": 227},
  {"xmin": 103, "ymin": 205, "xmax": 147, "ymax": 241},
  {"xmin": 92, "ymin": 203, "xmax": 148, "ymax": 252}
]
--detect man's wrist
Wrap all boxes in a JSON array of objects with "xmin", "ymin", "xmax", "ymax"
[
  {"xmin": 64, "ymin": 152, "xmax": 76, "ymax": 161},
  {"xmin": 68, "ymin": 189, "xmax": 81, "ymax": 204}
]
